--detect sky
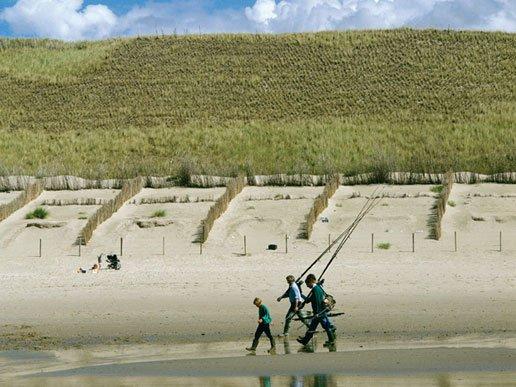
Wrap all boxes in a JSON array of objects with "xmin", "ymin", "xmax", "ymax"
[{"xmin": 0, "ymin": 0, "xmax": 515, "ymax": 41}]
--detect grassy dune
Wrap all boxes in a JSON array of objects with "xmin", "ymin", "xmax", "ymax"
[{"xmin": 0, "ymin": 30, "xmax": 515, "ymax": 178}]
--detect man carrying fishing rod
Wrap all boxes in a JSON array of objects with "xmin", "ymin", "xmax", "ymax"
[
  {"xmin": 291, "ymin": 187, "xmax": 384, "ymax": 349},
  {"xmin": 296, "ymin": 273, "xmax": 336, "ymax": 347}
]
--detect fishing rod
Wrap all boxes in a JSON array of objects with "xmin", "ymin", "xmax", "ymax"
[
  {"xmin": 296, "ymin": 186, "xmax": 382, "ymax": 283},
  {"xmin": 297, "ymin": 189, "xmax": 384, "ymax": 316},
  {"xmin": 317, "ymin": 190, "xmax": 383, "ymax": 281}
]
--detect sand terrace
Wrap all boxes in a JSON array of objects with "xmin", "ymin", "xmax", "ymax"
[
  {"xmin": 0, "ymin": 183, "xmax": 514, "ymax": 351},
  {"xmin": 0, "ymin": 184, "xmax": 514, "ymax": 258}
]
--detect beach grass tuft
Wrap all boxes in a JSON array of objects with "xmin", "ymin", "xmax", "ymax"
[
  {"xmin": 151, "ymin": 209, "xmax": 167, "ymax": 218},
  {"xmin": 377, "ymin": 242, "xmax": 391, "ymax": 250},
  {"xmin": 26, "ymin": 207, "xmax": 49, "ymax": 220}
]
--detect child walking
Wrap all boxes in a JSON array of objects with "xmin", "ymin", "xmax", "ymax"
[{"xmin": 246, "ymin": 298, "xmax": 276, "ymax": 353}]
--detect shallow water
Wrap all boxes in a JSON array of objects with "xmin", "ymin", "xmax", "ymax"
[
  {"xmin": 1, "ymin": 338, "xmax": 515, "ymax": 386},
  {"xmin": 10, "ymin": 373, "xmax": 516, "ymax": 386}
]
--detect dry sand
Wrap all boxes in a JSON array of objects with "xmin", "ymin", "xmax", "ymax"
[{"xmin": 0, "ymin": 184, "xmax": 514, "ymax": 356}]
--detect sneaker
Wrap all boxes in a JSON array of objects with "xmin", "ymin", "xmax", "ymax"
[
  {"xmin": 268, "ymin": 347, "xmax": 276, "ymax": 354},
  {"xmin": 245, "ymin": 347, "xmax": 256, "ymax": 352},
  {"xmin": 323, "ymin": 341, "xmax": 335, "ymax": 348},
  {"xmin": 278, "ymin": 333, "xmax": 289, "ymax": 338}
]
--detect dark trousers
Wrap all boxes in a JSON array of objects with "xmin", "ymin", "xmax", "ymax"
[
  {"xmin": 300, "ymin": 314, "xmax": 335, "ymax": 344},
  {"xmin": 284, "ymin": 302, "xmax": 309, "ymax": 334},
  {"xmin": 253, "ymin": 323, "xmax": 274, "ymax": 348}
]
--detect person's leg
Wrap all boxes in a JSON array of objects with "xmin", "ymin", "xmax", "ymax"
[
  {"xmin": 296, "ymin": 309, "xmax": 310, "ymax": 328},
  {"xmin": 247, "ymin": 324, "xmax": 264, "ymax": 350},
  {"xmin": 283, "ymin": 304, "xmax": 296, "ymax": 335},
  {"xmin": 298, "ymin": 317, "xmax": 320, "ymax": 345},
  {"xmin": 321, "ymin": 316, "xmax": 336, "ymax": 343},
  {"xmin": 264, "ymin": 324, "xmax": 275, "ymax": 350}
]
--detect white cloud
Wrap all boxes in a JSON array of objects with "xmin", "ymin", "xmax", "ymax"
[
  {"xmin": 1, "ymin": 0, "xmax": 117, "ymax": 40},
  {"xmin": 1, "ymin": 0, "xmax": 515, "ymax": 41},
  {"xmin": 245, "ymin": 0, "xmax": 277, "ymax": 25},
  {"xmin": 243, "ymin": 0, "xmax": 516, "ymax": 32}
]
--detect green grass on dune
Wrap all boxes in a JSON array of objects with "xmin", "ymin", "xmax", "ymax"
[
  {"xmin": 0, "ymin": 39, "xmax": 119, "ymax": 82},
  {"xmin": 1, "ymin": 115, "xmax": 513, "ymax": 178},
  {"xmin": 0, "ymin": 29, "xmax": 515, "ymax": 178}
]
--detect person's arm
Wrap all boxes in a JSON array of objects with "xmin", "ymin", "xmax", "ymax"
[{"xmin": 277, "ymin": 288, "xmax": 289, "ymax": 302}]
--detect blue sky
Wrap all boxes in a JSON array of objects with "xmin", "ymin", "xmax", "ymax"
[{"xmin": 1, "ymin": 0, "xmax": 515, "ymax": 41}]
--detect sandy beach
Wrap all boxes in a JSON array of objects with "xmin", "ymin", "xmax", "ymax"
[{"xmin": 0, "ymin": 184, "xmax": 515, "ymax": 383}]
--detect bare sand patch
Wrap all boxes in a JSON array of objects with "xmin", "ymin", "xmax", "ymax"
[
  {"xmin": 0, "ymin": 191, "xmax": 115, "ymax": 258},
  {"xmin": 311, "ymin": 185, "xmax": 435, "ymax": 252},
  {"xmin": 207, "ymin": 186, "xmax": 323, "ymax": 254},
  {"xmin": 443, "ymin": 184, "xmax": 516, "ymax": 251}
]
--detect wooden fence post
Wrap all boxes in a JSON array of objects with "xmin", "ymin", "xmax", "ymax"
[
  {"xmin": 200, "ymin": 242, "xmax": 203, "ymax": 255},
  {"xmin": 371, "ymin": 233, "xmax": 374, "ymax": 253},
  {"xmin": 499, "ymin": 231, "xmax": 502, "ymax": 252},
  {"xmin": 244, "ymin": 235, "xmax": 247, "ymax": 255},
  {"xmin": 412, "ymin": 233, "xmax": 415, "ymax": 253},
  {"xmin": 285, "ymin": 235, "xmax": 288, "ymax": 254},
  {"xmin": 120, "ymin": 237, "xmax": 123, "ymax": 256},
  {"xmin": 454, "ymin": 231, "xmax": 457, "ymax": 252},
  {"xmin": 39, "ymin": 238, "xmax": 42, "ymax": 258}
]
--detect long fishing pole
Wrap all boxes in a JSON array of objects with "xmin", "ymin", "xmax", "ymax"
[
  {"xmin": 296, "ymin": 186, "xmax": 381, "ymax": 282},
  {"xmin": 317, "ymin": 190, "xmax": 383, "ymax": 281}
]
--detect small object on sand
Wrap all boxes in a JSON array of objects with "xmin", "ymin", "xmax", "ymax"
[
  {"xmin": 321, "ymin": 217, "xmax": 329, "ymax": 223},
  {"xmin": 76, "ymin": 267, "xmax": 86, "ymax": 274},
  {"xmin": 106, "ymin": 254, "xmax": 121, "ymax": 270},
  {"xmin": 90, "ymin": 263, "xmax": 100, "ymax": 273},
  {"xmin": 267, "ymin": 244, "xmax": 278, "ymax": 251}
]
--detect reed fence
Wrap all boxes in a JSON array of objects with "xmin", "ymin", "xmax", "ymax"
[
  {"xmin": 77, "ymin": 177, "xmax": 144, "ymax": 245},
  {"xmin": 300, "ymin": 174, "xmax": 341, "ymax": 239},
  {"xmin": 0, "ymin": 180, "xmax": 44, "ymax": 222},
  {"xmin": 0, "ymin": 172, "xmax": 515, "ymax": 192},
  {"xmin": 197, "ymin": 176, "xmax": 246, "ymax": 243},
  {"xmin": 428, "ymin": 171, "xmax": 455, "ymax": 240}
]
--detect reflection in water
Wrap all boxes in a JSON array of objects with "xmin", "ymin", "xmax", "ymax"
[{"xmin": 290, "ymin": 375, "xmax": 303, "ymax": 387}]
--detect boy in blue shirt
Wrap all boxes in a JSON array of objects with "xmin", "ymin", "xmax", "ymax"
[
  {"xmin": 277, "ymin": 274, "xmax": 310, "ymax": 336},
  {"xmin": 246, "ymin": 297, "xmax": 276, "ymax": 353}
]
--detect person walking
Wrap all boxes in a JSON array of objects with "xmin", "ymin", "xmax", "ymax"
[
  {"xmin": 246, "ymin": 298, "xmax": 276, "ymax": 353},
  {"xmin": 296, "ymin": 274, "xmax": 336, "ymax": 347},
  {"xmin": 277, "ymin": 275, "xmax": 309, "ymax": 336}
]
